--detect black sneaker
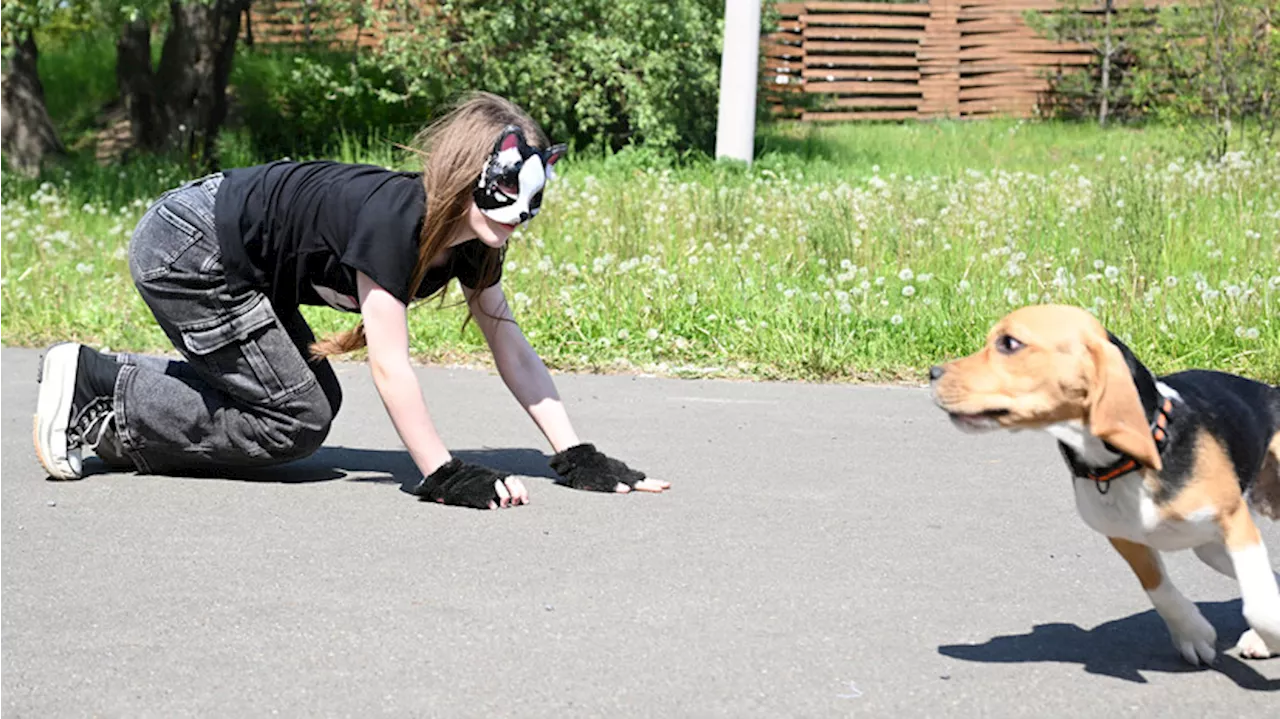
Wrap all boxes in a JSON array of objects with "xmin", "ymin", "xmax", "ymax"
[{"xmin": 33, "ymin": 343, "xmax": 119, "ymax": 480}]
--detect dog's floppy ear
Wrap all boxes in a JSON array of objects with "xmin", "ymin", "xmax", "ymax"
[{"xmin": 1086, "ymin": 336, "xmax": 1162, "ymax": 471}]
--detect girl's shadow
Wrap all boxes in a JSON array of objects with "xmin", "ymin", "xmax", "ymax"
[
  {"xmin": 83, "ymin": 446, "xmax": 559, "ymax": 484},
  {"xmin": 938, "ymin": 600, "xmax": 1280, "ymax": 690}
]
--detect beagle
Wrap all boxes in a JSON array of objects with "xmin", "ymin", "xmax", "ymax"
[{"xmin": 930, "ymin": 304, "xmax": 1280, "ymax": 665}]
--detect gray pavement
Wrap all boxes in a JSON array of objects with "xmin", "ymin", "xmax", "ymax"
[{"xmin": 2, "ymin": 346, "xmax": 1278, "ymax": 717}]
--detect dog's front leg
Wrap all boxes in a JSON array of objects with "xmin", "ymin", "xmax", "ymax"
[
  {"xmin": 1109, "ymin": 537, "xmax": 1217, "ymax": 665},
  {"xmin": 1221, "ymin": 505, "xmax": 1280, "ymax": 659}
]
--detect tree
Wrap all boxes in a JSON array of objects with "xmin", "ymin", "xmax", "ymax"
[
  {"xmin": 1131, "ymin": 0, "xmax": 1278, "ymax": 157},
  {"xmin": 1, "ymin": 0, "xmax": 65, "ymax": 175},
  {"xmin": 110, "ymin": 0, "xmax": 250, "ymax": 169},
  {"xmin": 155, "ymin": 0, "xmax": 251, "ymax": 167},
  {"xmin": 116, "ymin": 6, "xmax": 163, "ymax": 151},
  {"xmin": 3, "ymin": 0, "xmax": 250, "ymax": 173},
  {"xmin": 1026, "ymin": 0, "xmax": 1152, "ymax": 126}
]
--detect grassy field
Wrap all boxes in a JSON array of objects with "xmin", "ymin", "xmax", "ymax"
[{"xmin": 3, "ymin": 119, "xmax": 1277, "ymax": 383}]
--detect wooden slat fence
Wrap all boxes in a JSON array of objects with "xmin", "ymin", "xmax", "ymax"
[
  {"xmin": 245, "ymin": 0, "xmax": 417, "ymax": 49},
  {"xmin": 764, "ymin": 0, "xmax": 1182, "ymax": 121}
]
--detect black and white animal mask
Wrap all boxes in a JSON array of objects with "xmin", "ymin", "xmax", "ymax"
[{"xmin": 473, "ymin": 125, "xmax": 567, "ymax": 226}]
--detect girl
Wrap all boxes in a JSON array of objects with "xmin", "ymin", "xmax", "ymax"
[{"xmin": 33, "ymin": 92, "xmax": 668, "ymax": 509}]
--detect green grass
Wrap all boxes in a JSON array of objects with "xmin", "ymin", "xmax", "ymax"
[
  {"xmin": 3, "ymin": 37, "xmax": 1278, "ymax": 382},
  {"xmin": 3, "ymin": 120, "xmax": 1278, "ymax": 383},
  {"xmin": 755, "ymin": 120, "xmax": 1203, "ymax": 179},
  {"xmin": 35, "ymin": 32, "xmax": 118, "ymax": 148}
]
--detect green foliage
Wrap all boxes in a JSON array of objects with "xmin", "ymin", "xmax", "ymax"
[
  {"xmin": 4, "ymin": 121, "xmax": 1278, "ymax": 383},
  {"xmin": 1024, "ymin": 0, "xmax": 1153, "ymax": 124},
  {"xmin": 1, "ymin": 0, "xmax": 61, "ymax": 43},
  {"xmin": 1030, "ymin": 0, "xmax": 1279, "ymax": 157},
  {"xmin": 3, "ymin": 0, "xmax": 165, "ymax": 46},
  {"xmin": 33, "ymin": 31, "xmax": 117, "ymax": 144},
  {"xmin": 248, "ymin": 0, "xmax": 726, "ymax": 154},
  {"xmin": 231, "ymin": 46, "xmax": 434, "ymax": 157},
  {"xmin": 1128, "ymin": 0, "xmax": 1279, "ymax": 157}
]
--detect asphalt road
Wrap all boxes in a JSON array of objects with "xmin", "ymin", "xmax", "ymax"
[{"xmin": 3, "ymin": 346, "xmax": 1278, "ymax": 717}]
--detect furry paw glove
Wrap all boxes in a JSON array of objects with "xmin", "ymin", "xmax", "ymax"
[
  {"xmin": 401, "ymin": 459, "xmax": 507, "ymax": 509},
  {"xmin": 549, "ymin": 443, "xmax": 646, "ymax": 492}
]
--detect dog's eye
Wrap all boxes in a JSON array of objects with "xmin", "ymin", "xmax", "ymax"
[{"xmin": 996, "ymin": 334, "xmax": 1024, "ymax": 355}]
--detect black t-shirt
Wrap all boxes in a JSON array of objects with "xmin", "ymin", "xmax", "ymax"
[{"xmin": 213, "ymin": 160, "xmax": 501, "ymax": 315}]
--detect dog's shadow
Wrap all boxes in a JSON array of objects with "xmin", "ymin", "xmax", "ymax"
[
  {"xmin": 83, "ymin": 446, "xmax": 560, "ymax": 485},
  {"xmin": 938, "ymin": 600, "xmax": 1280, "ymax": 690}
]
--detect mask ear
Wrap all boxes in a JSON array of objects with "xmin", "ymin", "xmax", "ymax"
[
  {"xmin": 1086, "ymin": 336, "xmax": 1162, "ymax": 471},
  {"xmin": 494, "ymin": 125, "xmax": 524, "ymax": 154},
  {"xmin": 544, "ymin": 144, "xmax": 567, "ymax": 179}
]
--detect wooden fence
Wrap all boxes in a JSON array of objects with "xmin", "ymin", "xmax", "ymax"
[
  {"xmin": 244, "ymin": 1, "xmax": 414, "ymax": 48},
  {"xmin": 764, "ymin": 0, "xmax": 1180, "ymax": 121}
]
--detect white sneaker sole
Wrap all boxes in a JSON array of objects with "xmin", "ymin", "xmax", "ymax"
[{"xmin": 33, "ymin": 343, "xmax": 83, "ymax": 480}]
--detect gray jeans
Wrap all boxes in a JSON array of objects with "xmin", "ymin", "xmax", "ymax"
[{"xmin": 114, "ymin": 174, "xmax": 342, "ymax": 474}]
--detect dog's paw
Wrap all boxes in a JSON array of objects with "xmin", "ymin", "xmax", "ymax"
[
  {"xmin": 1166, "ymin": 611, "xmax": 1217, "ymax": 666},
  {"xmin": 1235, "ymin": 629, "xmax": 1277, "ymax": 659},
  {"xmin": 1238, "ymin": 604, "xmax": 1280, "ymax": 660}
]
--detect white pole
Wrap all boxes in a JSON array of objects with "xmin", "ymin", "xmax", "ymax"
[{"xmin": 715, "ymin": 0, "xmax": 761, "ymax": 165}]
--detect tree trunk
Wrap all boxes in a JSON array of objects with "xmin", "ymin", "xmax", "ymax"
[
  {"xmin": 117, "ymin": 16, "xmax": 162, "ymax": 151},
  {"xmin": 1, "ymin": 32, "xmax": 64, "ymax": 176},
  {"xmin": 154, "ymin": 0, "xmax": 249, "ymax": 170}
]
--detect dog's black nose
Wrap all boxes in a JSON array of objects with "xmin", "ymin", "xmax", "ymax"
[{"xmin": 929, "ymin": 365, "xmax": 945, "ymax": 381}]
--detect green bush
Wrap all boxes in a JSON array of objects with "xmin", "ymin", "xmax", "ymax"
[
  {"xmin": 231, "ymin": 46, "xmax": 434, "ymax": 158},
  {"xmin": 253, "ymin": 0, "xmax": 726, "ymax": 154},
  {"xmin": 1129, "ymin": 0, "xmax": 1279, "ymax": 157},
  {"xmin": 1029, "ymin": 0, "xmax": 1279, "ymax": 157}
]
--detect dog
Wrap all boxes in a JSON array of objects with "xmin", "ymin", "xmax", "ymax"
[{"xmin": 929, "ymin": 304, "xmax": 1280, "ymax": 665}]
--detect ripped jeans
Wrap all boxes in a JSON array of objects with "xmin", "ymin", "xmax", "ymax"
[{"xmin": 112, "ymin": 174, "xmax": 343, "ymax": 474}]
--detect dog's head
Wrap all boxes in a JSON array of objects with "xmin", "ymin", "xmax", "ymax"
[{"xmin": 929, "ymin": 304, "xmax": 1161, "ymax": 471}]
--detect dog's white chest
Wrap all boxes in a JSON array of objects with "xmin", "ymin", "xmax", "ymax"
[
  {"xmin": 1046, "ymin": 416, "xmax": 1218, "ymax": 551},
  {"xmin": 1072, "ymin": 476, "xmax": 1218, "ymax": 550}
]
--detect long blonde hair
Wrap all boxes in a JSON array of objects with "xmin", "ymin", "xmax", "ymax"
[{"xmin": 311, "ymin": 92, "xmax": 549, "ymax": 359}]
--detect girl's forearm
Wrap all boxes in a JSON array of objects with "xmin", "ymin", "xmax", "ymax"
[
  {"xmin": 524, "ymin": 395, "xmax": 581, "ymax": 454},
  {"xmin": 494, "ymin": 344, "xmax": 580, "ymax": 453},
  {"xmin": 369, "ymin": 358, "xmax": 453, "ymax": 477}
]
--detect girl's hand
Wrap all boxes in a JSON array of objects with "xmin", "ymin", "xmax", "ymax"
[
  {"xmin": 548, "ymin": 444, "xmax": 670, "ymax": 494},
  {"xmin": 401, "ymin": 459, "xmax": 530, "ymax": 509}
]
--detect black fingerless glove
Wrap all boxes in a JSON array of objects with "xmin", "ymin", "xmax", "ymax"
[
  {"xmin": 400, "ymin": 459, "xmax": 507, "ymax": 509},
  {"xmin": 548, "ymin": 443, "xmax": 646, "ymax": 492}
]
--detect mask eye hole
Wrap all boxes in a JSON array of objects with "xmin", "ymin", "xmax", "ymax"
[
  {"xmin": 493, "ymin": 168, "xmax": 521, "ymax": 197},
  {"xmin": 995, "ymin": 334, "xmax": 1024, "ymax": 355}
]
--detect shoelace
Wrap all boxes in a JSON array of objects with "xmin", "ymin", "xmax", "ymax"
[{"xmin": 67, "ymin": 396, "xmax": 116, "ymax": 451}]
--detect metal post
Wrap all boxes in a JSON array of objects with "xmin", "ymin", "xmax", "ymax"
[{"xmin": 715, "ymin": 0, "xmax": 761, "ymax": 165}]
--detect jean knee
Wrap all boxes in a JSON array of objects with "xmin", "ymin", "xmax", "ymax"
[{"xmin": 291, "ymin": 387, "xmax": 335, "ymax": 457}]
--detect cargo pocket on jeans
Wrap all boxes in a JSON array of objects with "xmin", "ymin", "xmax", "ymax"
[
  {"xmin": 179, "ymin": 296, "xmax": 316, "ymax": 406},
  {"xmin": 130, "ymin": 203, "xmax": 209, "ymax": 283}
]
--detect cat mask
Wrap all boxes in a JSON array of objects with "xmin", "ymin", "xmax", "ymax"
[{"xmin": 473, "ymin": 125, "xmax": 567, "ymax": 226}]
